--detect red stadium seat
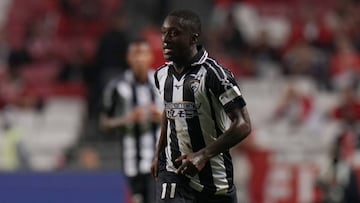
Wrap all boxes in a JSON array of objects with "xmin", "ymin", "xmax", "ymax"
[{"xmin": 19, "ymin": 62, "xmax": 61, "ymax": 85}]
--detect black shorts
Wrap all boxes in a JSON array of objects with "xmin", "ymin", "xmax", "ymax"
[
  {"xmin": 155, "ymin": 171, "xmax": 237, "ymax": 203},
  {"xmin": 127, "ymin": 174, "xmax": 155, "ymax": 203}
]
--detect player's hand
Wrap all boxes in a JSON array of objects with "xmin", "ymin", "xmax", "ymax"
[
  {"xmin": 151, "ymin": 157, "xmax": 159, "ymax": 178},
  {"xmin": 175, "ymin": 150, "xmax": 209, "ymax": 176},
  {"xmin": 149, "ymin": 104, "xmax": 162, "ymax": 123},
  {"xmin": 128, "ymin": 107, "xmax": 147, "ymax": 123}
]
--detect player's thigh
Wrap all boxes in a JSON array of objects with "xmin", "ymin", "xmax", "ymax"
[
  {"xmin": 128, "ymin": 174, "xmax": 155, "ymax": 203},
  {"xmin": 195, "ymin": 186, "xmax": 238, "ymax": 203},
  {"xmin": 127, "ymin": 176, "xmax": 139, "ymax": 194},
  {"xmin": 143, "ymin": 174, "xmax": 156, "ymax": 203},
  {"xmin": 156, "ymin": 171, "xmax": 195, "ymax": 203}
]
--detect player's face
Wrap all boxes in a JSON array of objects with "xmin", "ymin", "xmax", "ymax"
[
  {"xmin": 127, "ymin": 43, "xmax": 153, "ymax": 76},
  {"xmin": 161, "ymin": 16, "xmax": 193, "ymax": 64}
]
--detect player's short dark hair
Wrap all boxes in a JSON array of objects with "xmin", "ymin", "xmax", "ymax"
[
  {"xmin": 168, "ymin": 9, "xmax": 202, "ymax": 36},
  {"xmin": 127, "ymin": 38, "xmax": 151, "ymax": 53},
  {"xmin": 129, "ymin": 38, "xmax": 149, "ymax": 46}
]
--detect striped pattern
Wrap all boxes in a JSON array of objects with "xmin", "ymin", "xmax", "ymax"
[
  {"xmin": 102, "ymin": 70, "xmax": 161, "ymax": 177},
  {"xmin": 154, "ymin": 48, "xmax": 246, "ymax": 194}
]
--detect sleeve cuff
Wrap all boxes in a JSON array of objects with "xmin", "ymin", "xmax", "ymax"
[
  {"xmin": 219, "ymin": 86, "xmax": 242, "ymax": 106},
  {"xmin": 223, "ymin": 96, "xmax": 246, "ymax": 113}
]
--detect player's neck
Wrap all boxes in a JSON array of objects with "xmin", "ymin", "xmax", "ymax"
[
  {"xmin": 134, "ymin": 72, "xmax": 148, "ymax": 84},
  {"xmin": 172, "ymin": 65, "xmax": 186, "ymax": 75},
  {"xmin": 173, "ymin": 46, "xmax": 198, "ymax": 74}
]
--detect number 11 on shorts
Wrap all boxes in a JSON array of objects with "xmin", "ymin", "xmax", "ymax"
[{"xmin": 161, "ymin": 183, "xmax": 177, "ymax": 199}]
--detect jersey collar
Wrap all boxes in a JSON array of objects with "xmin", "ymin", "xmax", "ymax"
[{"xmin": 190, "ymin": 45, "xmax": 208, "ymax": 66}]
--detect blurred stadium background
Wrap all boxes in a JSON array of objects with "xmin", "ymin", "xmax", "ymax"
[{"xmin": 1, "ymin": 0, "xmax": 360, "ymax": 202}]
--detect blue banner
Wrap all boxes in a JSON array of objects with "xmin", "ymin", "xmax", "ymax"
[{"xmin": 0, "ymin": 172, "xmax": 130, "ymax": 203}]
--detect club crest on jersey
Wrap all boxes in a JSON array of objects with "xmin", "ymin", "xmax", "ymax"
[{"xmin": 190, "ymin": 79, "xmax": 200, "ymax": 92}]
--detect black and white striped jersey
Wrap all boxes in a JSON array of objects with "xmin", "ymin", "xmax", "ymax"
[
  {"xmin": 154, "ymin": 47, "xmax": 246, "ymax": 194},
  {"xmin": 102, "ymin": 70, "xmax": 161, "ymax": 177}
]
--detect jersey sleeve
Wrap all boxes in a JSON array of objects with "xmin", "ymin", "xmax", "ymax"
[
  {"xmin": 101, "ymin": 80, "xmax": 120, "ymax": 117},
  {"xmin": 206, "ymin": 65, "xmax": 246, "ymax": 113},
  {"xmin": 150, "ymin": 70, "xmax": 164, "ymax": 111},
  {"xmin": 154, "ymin": 69, "xmax": 160, "ymax": 91}
]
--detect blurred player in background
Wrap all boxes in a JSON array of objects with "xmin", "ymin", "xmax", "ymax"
[
  {"xmin": 100, "ymin": 39, "xmax": 162, "ymax": 203},
  {"xmin": 151, "ymin": 10, "xmax": 251, "ymax": 203}
]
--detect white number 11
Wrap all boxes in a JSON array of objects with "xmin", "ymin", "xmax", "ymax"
[{"xmin": 161, "ymin": 183, "xmax": 177, "ymax": 199}]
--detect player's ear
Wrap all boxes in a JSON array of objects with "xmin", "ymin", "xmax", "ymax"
[{"xmin": 191, "ymin": 33, "xmax": 199, "ymax": 44}]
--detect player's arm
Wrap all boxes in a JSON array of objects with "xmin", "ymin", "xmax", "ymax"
[
  {"xmin": 100, "ymin": 105, "xmax": 152, "ymax": 130},
  {"xmin": 151, "ymin": 70, "xmax": 167, "ymax": 177},
  {"xmin": 176, "ymin": 104, "xmax": 251, "ymax": 175},
  {"xmin": 200, "ymin": 105, "xmax": 251, "ymax": 158},
  {"xmin": 100, "ymin": 112, "xmax": 129, "ymax": 130},
  {"xmin": 151, "ymin": 110, "xmax": 168, "ymax": 177},
  {"xmin": 99, "ymin": 80, "xmax": 130, "ymax": 131}
]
